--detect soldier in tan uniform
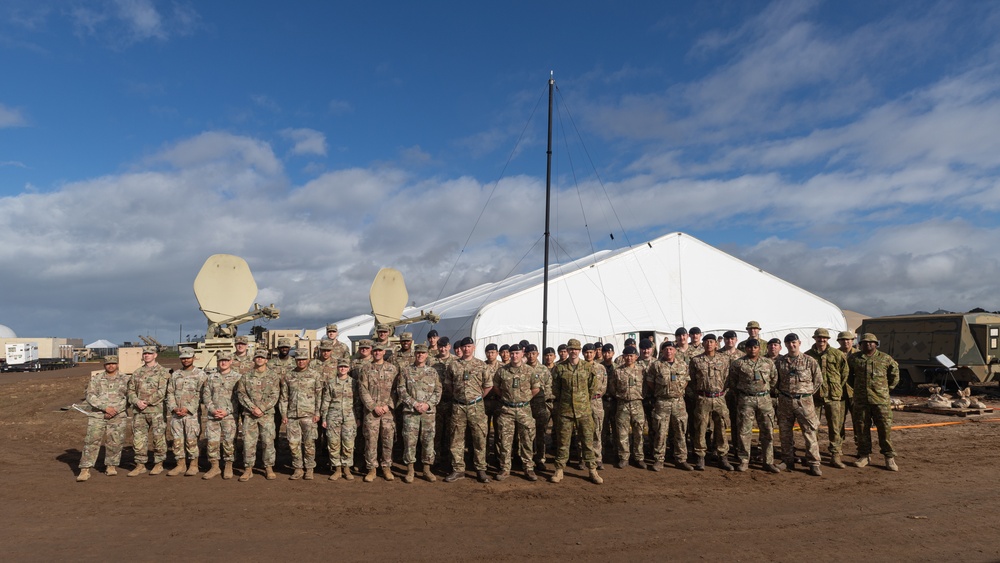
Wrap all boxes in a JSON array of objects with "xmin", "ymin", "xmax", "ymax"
[
  {"xmin": 492, "ymin": 344, "xmax": 541, "ymax": 481},
  {"xmin": 645, "ymin": 342, "xmax": 693, "ymax": 471},
  {"xmin": 583, "ymin": 343, "xmax": 609, "ymax": 469},
  {"xmin": 612, "ymin": 345, "xmax": 646, "ymax": 469},
  {"xmin": 166, "ymin": 347, "xmax": 207, "ymax": 477},
  {"xmin": 526, "ymin": 344, "xmax": 553, "ymax": 470},
  {"xmin": 727, "ymin": 340, "xmax": 780, "ymax": 473},
  {"xmin": 77, "ymin": 356, "xmax": 129, "ymax": 482},
  {"xmin": 425, "ymin": 329, "xmax": 440, "ymax": 359},
  {"xmin": 281, "ymin": 352, "xmax": 323, "ymax": 480},
  {"xmin": 550, "ymin": 339, "xmax": 603, "ymax": 485},
  {"xmin": 775, "ymin": 333, "xmax": 823, "ymax": 476},
  {"xmin": 321, "ymin": 359, "xmax": 357, "ymax": 481},
  {"xmin": 358, "ymin": 344, "xmax": 399, "ymax": 482},
  {"xmin": 689, "ymin": 334, "xmax": 733, "ymax": 471},
  {"xmin": 232, "ymin": 336, "xmax": 255, "ymax": 375},
  {"xmin": 397, "ymin": 344, "xmax": 441, "ymax": 482},
  {"xmin": 444, "ymin": 337, "xmax": 492, "ymax": 483},
  {"xmin": 806, "ymin": 328, "xmax": 850, "ymax": 468},
  {"xmin": 482, "ymin": 342, "xmax": 503, "ymax": 464},
  {"xmin": 322, "ymin": 324, "xmax": 351, "ymax": 360},
  {"xmin": 202, "ymin": 352, "xmax": 242, "ymax": 479},
  {"xmin": 127, "ymin": 346, "xmax": 169, "ymax": 476},
  {"xmin": 237, "ymin": 349, "xmax": 281, "ymax": 481}
]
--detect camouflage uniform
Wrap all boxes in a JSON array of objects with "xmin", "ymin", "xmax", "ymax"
[
  {"xmin": 430, "ymin": 354, "xmax": 456, "ymax": 466},
  {"xmin": 718, "ymin": 346, "xmax": 741, "ymax": 439},
  {"xmin": 611, "ymin": 362, "xmax": 645, "ymax": 463},
  {"xmin": 645, "ymin": 358, "xmax": 690, "ymax": 464},
  {"xmin": 268, "ymin": 355, "xmax": 296, "ymax": 377},
  {"xmin": 80, "ymin": 369, "xmax": 130, "ymax": 469},
  {"xmin": 588, "ymin": 361, "xmax": 609, "ymax": 464},
  {"xmin": 358, "ymin": 360, "xmax": 398, "ymax": 469},
  {"xmin": 806, "ymin": 345, "xmax": 850, "ymax": 455},
  {"xmin": 493, "ymin": 362, "xmax": 540, "ymax": 472},
  {"xmin": 445, "ymin": 357, "xmax": 491, "ymax": 472},
  {"xmin": 127, "ymin": 363, "xmax": 169, "ymax": 465},
  {"xmin": 202, "ymin": 368, "xmax": 242, "ymax": 464},
  {"xmin": 689, "ymin": 353, "xmax": 731, "ymax": 459},
  {"xmin": 166, "ymin": 367, "xmax": 207, "ymax": 462},
  {"xmin": 232, "ymin": 352, "xmax": 255, "ymax": 375},
  {"xmin": 528, "ymin": 361, "xmax": 553, "ymax": 466},
  {"xmin": 552, "ymin": 360, "xmax": 599, "ymax": 470},
  {"xmin": 483, "ymin": 359, "xmax": 504, "ymax": 460},
  {"xmin": 775, "ymin": 353, "xmax": 823, "ymax": 467},
  {"xmin": 848, "ymin": 349, "xmax": 899, "ymax": 458},
  {"xmin": 397, "ymin": 363, "xmax": 442, "ymax": 466},
  {"xmin": 237, "ymin": 367, "xmax": 281, "ymax": 468},
  {"xmin": 321, "ymin": 339, "xmax": 351, "ymax": 361},
  {"xmin": 727, "ymin": 356, "xmax": 778, "ymax": 466},
  {"xmin": 280, "ymin": 367, "xmax": 323, "ymax": 470},
  {"xmin": 320, "ymin": 370, "xmax": 357, "ymax": 468}
]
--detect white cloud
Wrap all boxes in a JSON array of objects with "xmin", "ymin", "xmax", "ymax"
[
  {"xmin": 67, "ymin": 0, "xmax": 199, "ymax": 46},
  {"xmin": 280, "ymin": 128, "xmax": 328, "ymax": 157},
  {"xmin": 0, "ymin": 103, "xmax": 28, "ymax": 127}
]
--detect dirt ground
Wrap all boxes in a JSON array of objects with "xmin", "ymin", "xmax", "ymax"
[{"xmin": 2, "ymin": 361, "xmax": 998, "ymax": 562}]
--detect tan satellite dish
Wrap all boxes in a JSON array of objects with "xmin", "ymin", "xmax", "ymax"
[
  {"xmin": 194, "ymin": 254, "xmax": 258, "ymax": 323},
  {"xmin": 370, "ymin": 267, "xmax": 408, "ymax": 326}
]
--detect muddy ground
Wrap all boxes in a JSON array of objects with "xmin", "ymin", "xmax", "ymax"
[{"xmin": 1, "ymin": 361, "xmax": 998, "ymax": 561}]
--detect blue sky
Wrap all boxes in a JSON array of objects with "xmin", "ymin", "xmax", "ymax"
[{"xmin": 2, "ymin": 0, "xmax": 1000, "ymax": 345}]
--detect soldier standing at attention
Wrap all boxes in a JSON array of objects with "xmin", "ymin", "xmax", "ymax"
[
  {"xmin": 202, "ymin": 352, "xmax": 242, "ymax": 480},
  {"xmin": 775, "ymin": 333, "xmax": 823, "ymax": 476},
  {"xmin": 526, "ymin": 344, "xmax": 553, "ymax": 470},
  {"xmin": 550, "ymin": 339, "xmax": 603, "ymax": 484},
  {"xmin": 727, "ymin": 340, "xmax": 780, "ymax": 473},
  {"xmin": 358, "ymin": 344, "xmax": 399, "ymax": 482},
  {"xmin": 237, "ymin": 349, "xmax": 281, "ymax": 481},
  {"xmin": 738, "ymin": 321, "xmax": 763, "ymax": 353},
  {"xmin": 127, "ymin": 346, "xmax": 169, "ymax": 476},
  {"xmin": 232, "ymin": 336, "xmax": 255, "ymax": 375},
  {"xmin": 674, "ymin": 328, "xmax": 692, "ymax": 364},
  {"xmin": 645, "ymin": 341, "xmax": 693, "ymax": 471},
  {"xmin": 397, "ymin": 344, "xmax": 441, "ymax": 483},
  {"xmin": 689, "ymin": 334, "xmax": 733, "ymax": 471},
  {"xmin": 395, "ymin": 333, "xmax": 416, "ymax": 367},
  {"xmin": 268, "ymin": 338, "xmax": 296, "ymax": 374},
  {"xmin": 321, "ymin": 359, "xmax": 357, "ymax": 481},
  {"xmin": 281, "ymin": 351, "xmax": 323, "ymax": 480},
  {"xmin": 483, "ymin": 343, "xmax": 503, "ymax": 463},
  {"xmin": 718, "ymin": 330, "xmax": 741, "ymax": 446},
  {"xmin": 848, "ymin": 333, "xmax": 900, "ymax": 471},
  {"xmin": 498, "ymin": 343, "xmax": 511, "ymax": 364},
  {"xmin": 166, "ymin": 347, "xmax": 207, "ymax": 477},
  {"xmin": 765, "ymin": 338, "xmax": 783, "ymax": 361},
  {"xmin": 556, "ymin": 344, "xmax": 569, "ymax": 365},
  {"xmin": 688, "ymin": 327, "xmax": 705, "ymax": 356},
  {"xmin": 425, "ymin": 329, "xmax": 441, "ymax": 359},
  {"xmin": 582, "ymin": 343, "xmax": 609, "ymax": 470},
  {"xmin": 837, "ymin": 330, "xmax": 858, "ymax": 448},
  {"xmin": 430, "ymin": 336, "xmax": 453, "ymax": 468},
  {"xmin": 373, "ymin": 324, "xmax": 395, "ymax": 363},
  {"xmin": 806, "ymin": 328, "xmax": 850, "ymax": 468},
  {"xmin": 612, "ymin": 346, "xmax": 646, "ymax": 469},
  {"xmin": 444, "ymin": 337, "xmax": 492, "ymax": 483},
  {"xmin": 76, "ymin": 355, "xmax": 129, "ymax": 482},
  {"xmin": 542, "ymin": 346, "xmax": 557, "ymax": 370},
  {"xmin": 492, "ymin": 344, "xmax": 541, "ymax": 481},
  {"xmin": 322, "ymin": 324, "xmax": 351, "ymax": 360},
  {"xmin": 599, "ymin": 343, "xmax": 617, "ymax": 470}
]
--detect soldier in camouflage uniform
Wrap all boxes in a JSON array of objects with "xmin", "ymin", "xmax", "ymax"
[
  {"xmin": 688, "ymin": 327, "xmax": 705, "ymax": 356},
  {"xmin": 394, "ymin": 332, "xmax": 416, "ymax": 367},
  {"xmin": 201, "ymin": 352, "xmax": 242, "ymax": 479},
  {"xmin": 482, "ymin": 343, "xmax": 503, "ymax": 465},
  {"xmin": 358, "ymin": 344, "xmax": 398, "ymax": 481},
  {"xmin": 429, "ymin": 337, "xmax": 454, "ymax": 468},
  {"xmin": 583, "ymin": 343, "xmax": 609, "ymax": 469},
  {"xmin": 673, "ymin": 327, "xmax": 693, "ymax": 364},
  {"xmin": 689, "ymin": 334, "xmax": 733, "ymax": 471},
  {"xmin": 775, "ymin": 333, "xmax": 823, "ymax": 476},
  {"xmin": 848, "ymin": 333, "xmax": 900, "ymax": 471},
  {"xmin": 599, "ymin": 343, "xmax": 618, "ymax": 470},
  {"xmin": 550, "ymin": 339, "xmax": 603, "ymax": 484},
  {"xmin": 727, "ymin": 340, "xmax": 780, "ymax": 473},
  {"xmin": 425, "ymin": 329, "xmax": 441, "ymax": 360},
  {"xmin": 492, "ymin": 344, "xmax": 541, "ymax": 481},
  {"xmin": 281, "ymin": 352, "xmax": 323, "ymax": 480},
  {"xmin": 737, "ymin": 321, "xmax": 763, "ymax": 353},
  {"xmin": 527, "ymin": 344, "xmax": 553, "ymax": 470},
  {"xmin": 321, "ymin": 324, "xmax": 351, "ymax": 361},
  {"xmin": 77, "ymin": 356, "xmax": 129, "ymax": 481},
  {"xmin": 232, "ymin": 336, "xmax": 255, "ymax": 375},
  {"xmin": 765, "ymin": 338, "xmax": 783, "ymax": 361},
  {"xmin": 349, "ymin": 339, "xmax": 373, "ymax": 471},
  {"xmin": 268, "ymin": 338, "xmax": 296, "ymax": 374},
  {"xmin": 372, "ymin": 323, "xmax": 395, "ymax": 364},
  {"xmin": 127, "ymin": 346, "xmax": 169, "ymax": 476},
  {"xmin": 237, "ymin": 349, "xmax": 281, "ymax": 481},
  {"xmin": 837, "ymin": 330, "xmax": 858, "ymax": 444},
  {"xmin": 166, "ymin": 347, "xmax": 207, "ymax": 477},
  {"xmin": 611, "ymin": 346, "xmax": 645, "ymax": 469},
  {"xmin": 397, "ymin": 344, "xmax": 441, "ymax": 482},
  {"xmin": 806, "ymin": 328, "xmax": 850, "ymax": 468},
  {"xmin": 444, "ymin": 337, "xmax": 492, "ymax": 483},
  {"xmin": 321, "ymin": 358, "xmax": 357, "ymax": 481},
  {"xmin": 645, "ymin": 341, "xmax": 693, "ymax": 471},
  {"xmin": 718, "ymin": 330, "xmax": 742, "ymax": 447}
]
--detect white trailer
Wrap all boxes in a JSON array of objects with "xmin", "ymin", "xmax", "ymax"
[{"xmin": 4, "ymin": 342, "xmax": 40, "ymax": 371}]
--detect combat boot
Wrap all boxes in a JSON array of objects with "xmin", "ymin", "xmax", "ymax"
[
  {"xmin": 423, "ymin": 466, "xmax": 436, "ymax": 482},
  {"xmin": 343, "ymin": 466, "xmax": 354, "ymax": 481},
  {"xmin": 239, "ymin": 468, "xmax": 253, "ymax": 482},
  {"xmin": 222, "ymin": 462, "xmax": 233, "ymax": 480},
  {"xmin": 105, "ymin": 466, "xmax": 118, "ymax": 476},
  {"xmin": 290, "ymin": 468, "xmax": 304, "ymax": 480},
  {"xmin": 265, "ymin": 466, "xmax": 276, "ymax": 480},
  {"xmin": 167, "ymin": 460, "xmax": 186, "ymax": 476},
  {"xmin": 535, "ymin": 460, "xmax": 547, "ymax": 471},
  {"xmin": 831, "ymin": 454, "xmax": 846, "ymax": 469},
  {"xmin": 149, "ymin": 462, "xmax": 164, "ymax": 475},
  {"xmin": 382, "ymin": 466, "xmax": 395, "ymax": 481},
  {"xmin": 736, "ymin": 460, "xmax": 749, "ymax": 472},
  {"xmin": 780, "ymin": 459, "xmax": 795, "ymax": 471},
  {"xmin": 404, "ymin": 464, "xmax": 415, "ymax": 483},
  {"xmin": 185, "ymin": 459, "xmax": 199, "ymax": 476},
  {"xmin": 718, "ymin": 457, "xmax": 734, "ymax": 471},
  {"xmin": 524, "ymin": 469, "xmax": 538, "ymax": 482},
  {"xmin": 651, "ymin": 461, "xmax": 663, "ymax": 472},
  {"xmin": 633, "ymin": 460, "xmax": 647, "ymax": 470},
  {"xmin": 329, "ymin": 467, "xmax": 342, "ymax": 481},
  {"xmin": 615, "ymin": 459, "xmax": 627, "ymax": 469},
  {"xmin": 885, "ymin": 456, "xmax": 899, "ymax": 472},
  {"xmin": 589, "ymin": 468, "xmax": 604, "ymax": 484},
  {"xmin": 694, "ymin": 456, "xmax": 705, "ymax": 471},
  {"xmin": 304, "ymin": 468, "xmax": 314, "ymax": 480},
  {"xmin": 676, "ymin": 460, "xmax": 694, "ymax": 471},
  {"xmin": 76, "ymin": 468, "xmax": 91, "ymax": 482},
  {"xmin": 853, "ymin": 455, "xmax": 870, "ymax": 468},
  {"xmin": 444, "ymin": 471, "xmax": 464, "ymax": 482},
  {"xmin": 494, "ymin": 470, "xmax": 509, "ymax": 482},
  {"xmin": 364, "ymin": 468, "xmax": 378, "ymax": 482},
  {"xmin": 808, "ymin": 464, "xmax": 823, "ymax": 477},
  {"xmin": 203, "ymin": 461, "xmax": 221, "ymax": 480},
  {"xmin": 128, "ymin": 464, "xmax": 147, "ymax": 477},
  {"xmin": 549, "ymin": 468, "xmax": 564, "ymax": 483},
  {"xmin": 765, "ymin": 463, "xmax": 781, "ymax": 474},
  {"xmin": 476, "ymin": 470, "xmax": 489, "ymax": 483}
]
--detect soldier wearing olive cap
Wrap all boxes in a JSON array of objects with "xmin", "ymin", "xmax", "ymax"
[
  {"xmin": 321, "ymin": 324, "xmax": 351, "ymax": 361},
  {"xmin": 397, "ymin": 344, "xmax": 441, "ymax": 483},
  {"xmin": 201, "ymin": 351, "xmax": 242, "ymax": 479},
  {"xmin": 77, "ymin": 355, "xmax": 130, "ymax": 482},
  {"xmin": 550, "ymin": 339, "xmax": 604, "ymax": 484},
  {"xmin": 738, "ymin": 321, "xmax": 763, "ymax": 353},
  {"xmin": 321, "ymin": 358, "xmax": 358, "ymax": 481},
  {"xmin": 848, "ymin": 333, "xmax": 900, "ymax": 471},
  {"xmin": 166, "ymin": 347, "xmax": 207, "ymax": 477},
  {"xmin": 806, "ymin": 328, "xmax": 850, "ymax": 468},
  {"xmin": 236, "ymin": 349, "xmax": 281, "ymax": 481}
]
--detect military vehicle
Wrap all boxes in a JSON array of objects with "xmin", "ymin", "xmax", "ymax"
[
  {"xmin": 189, "ymin": 254, "xmax": 280, "ymax": 369},
  {"xmin": 858, "ymin": 313, "xmax": 1000, "ymax": 388}
]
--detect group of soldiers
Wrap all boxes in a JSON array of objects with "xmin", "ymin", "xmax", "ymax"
[{"xmin": 76, "ymin": 320, "xmax": 901, "ymax": 485}]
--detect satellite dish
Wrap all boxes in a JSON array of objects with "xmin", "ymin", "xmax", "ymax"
[
  {"xmin": 935, "ymin": 354, "xmax": 956, "ymax": 370},
  {"xmin": 370, "ymin": 267, "xmax": 408, "ymax": 327},
  {"xmin": 193, "ymin": 254, "xmax": 258, "ymax": 323}
]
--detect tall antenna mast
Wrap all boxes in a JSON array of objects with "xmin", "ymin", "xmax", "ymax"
[{"xmin": 542, "ymin": 71, "xmax": 554, "ymax": 351}]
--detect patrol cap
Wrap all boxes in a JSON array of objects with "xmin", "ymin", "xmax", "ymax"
[
  {"xmin": 459, "ymin": 337, "xmax": 475, "ymax": 347},
  {"xmin": 623, "ymin": 346, "xmax": 638, "ymax": 355},
  {"xmin": 723, "ymin": 330, "xmax": 737, "ymax": 339},
  {"xmin": 746, "ymin": 321, "xmax": 761, "ymax": 330},
  {"xmin": 661, "ymin": 340, "xmax": 675, "ymax": 348},
  {"xmin": 674, "ymin": 327, "xmax": 688, "ymax": 336},
  {"xmin": 602, "ymin": 343, "xmax": 614, "ymax": 353},
  {"xmin": 689, "ymin": 327, "xmax": 702, "ymax": 335},
  {"xmin": 859, "ymin": 333, "xmax": 879, "ymax": 344},
  {"xmin": 566, "ymin": 339, "xmax": 582, "ymax": 350},
  {"xmin": 509, "ymin": 344, "xmax": 522, "ymax": 352},
  {"xmin": 744, "ymin": 339, "xmax": 760, "ymax": 348},
  {"xmin": 639, "ymin": 339, "xmax": 653, "ymax": 350},
  {"xmin": 254, "ymin": 349, "xmax": 269, "ymax": 359},
  {"xmin": 784, "ymin": 333, "xmax": 800, "ymax": 343},
  {"xmin": 703, "ymin": 333, "xmax": 717, "ymax": 341},
  {"xmin": 582, "ymin": 343, "xmax": 595, "ymax": 352},
  {"xmin": 414, "ymin": 344, "xmax": 429, "ymax": 353},
  {"xmin": 525, "ymin": 344, "xmax": 538, "ymax": 353},
  {"xmin": 400, "ymin": 332, "xmax": 413, "ymax": 341},
  {"xmin": 767, "ymin": 338, "xmax": 781, "ymax": 345},
  {"xmin": 103, "ymin": 355, "xmax": 119, "ymax": 364},
  {"xmin": 427, "ymin": 329, "xmax": 439, "ymax": 338},
  {"xmin": 217, "ymin": 351, "xmax": 233, "ymax": 361},
  {"xmin": 235, "ymin": 336, "xmax": 249, "ymax": 345},
  {"xmin": 337, "ymin": 359, "xmax": 351, "ymax": 368},
  {"xmin": 358, "ymin": 339, "xmax": 373, "ymax": 349},
  {"xmin": 372, "ymin": 344, "xmax": 386, "ymax": 352},
  {"xmin": 557, "ymin": 344, "xmax": 567, "ymax": 352},
  {"xmin": 485, "ymin": 343, "xmax": 498, "ymax": 352},
  {"xmin": 813, "ymin": 328, "xmax": 830, "ymax": 339},
  {"xmin": 142, "ymin": 346, "xmax": 156, "ymax": 354},
  {"xmin": 326, "ymin": 324, "xmax": 339, "ymax": 332},
  {"xmin": 295, "ymin": 351, "xmax": 311, "ymax": 361},
  {"xmin": 375, "ymin": 323, "xmax": 390, "ymax": 332},
  {"xmin": 544, "ymin": 347, "xmax": 556, "ymax": 355},
  {"xmin": 437, "ymin": 337, "xmax": 450, "ymax": 347},
  {"xmin": 319, "ymin": 341, "xmax": 334, "ymax": 351},
  {"xmin": 179, "ymin": 347, "xmax": 196, "ymax": 359},
  {"xmin": 837, "ymin": 330, "xmax": 856, "ymax": 340},
  {"xmin": 277, "ymin": 338, "xmax": 292, "ymax": 348},
  {"xmin": 624, "ymin": 338, "xmax": 636, "ymax": 347}
]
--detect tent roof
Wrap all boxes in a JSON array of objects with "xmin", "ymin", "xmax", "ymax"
[{"xmin": 85, "ymin": 339, "xmax": 118, "ymax": 349}]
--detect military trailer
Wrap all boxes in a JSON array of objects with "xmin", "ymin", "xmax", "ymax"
[{"xmin": 859, "ymin": 313, "xmax": 1000, "ymax": 387}]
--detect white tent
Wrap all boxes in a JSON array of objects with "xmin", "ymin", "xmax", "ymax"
[{"xmin": 332, "ymin": 232, "xmax": 847, "ymax": 356}]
